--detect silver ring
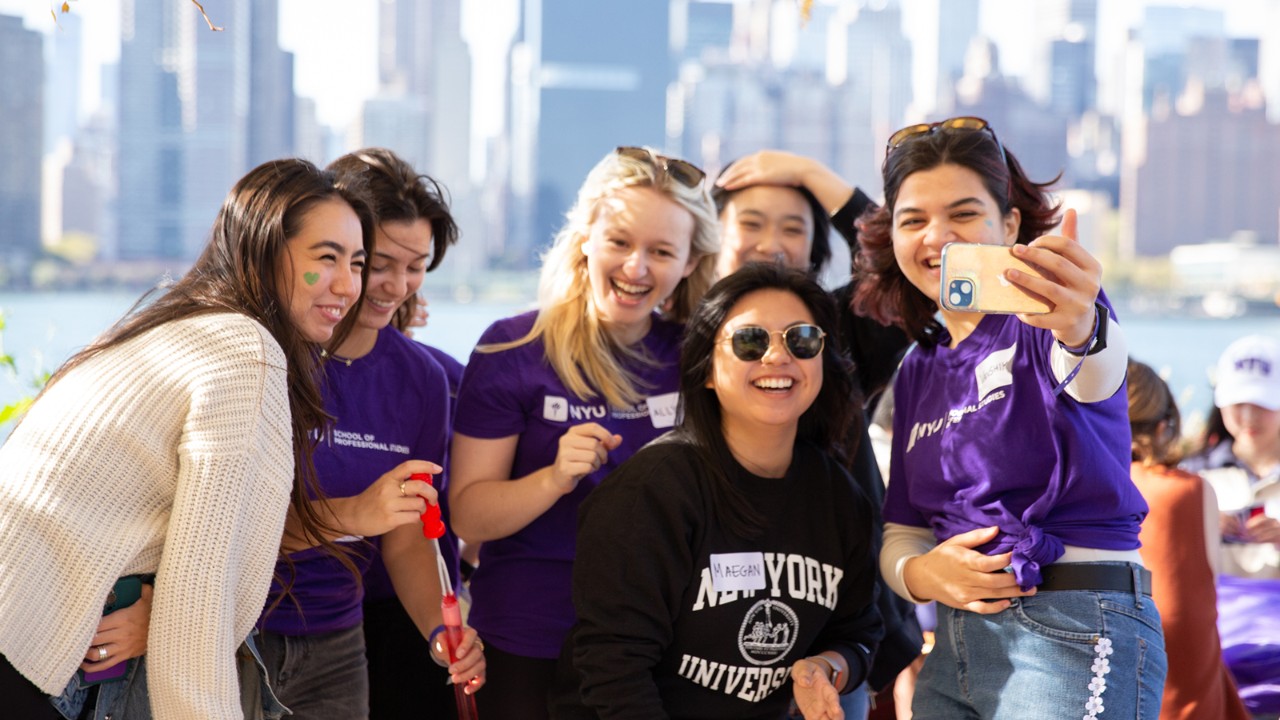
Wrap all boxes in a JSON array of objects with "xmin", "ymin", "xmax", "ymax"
[{"xmin": 97, "ymin": 645, "xmax": 108, "ymax": 662}]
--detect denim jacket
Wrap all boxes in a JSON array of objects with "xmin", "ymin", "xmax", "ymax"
[{"xmin": 51, "ymin": 632, "xmax": 288, "ymax": 720}]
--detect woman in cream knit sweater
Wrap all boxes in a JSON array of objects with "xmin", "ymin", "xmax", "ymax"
[{"xmin": 0, "ymin": 158, "xmax": 391, "ymax": 720}]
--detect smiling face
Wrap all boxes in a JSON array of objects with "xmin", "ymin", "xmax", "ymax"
[
  {"xmin": 1222, "ymin": 403, "xmax": 1280, "ymax": 453},
  {"xmin": 357, "ymin": 219, "xmax": 432, "ymax": 331},
  {"xmin": 276, "ymin": 197, "xmax": 367, "ymax": 343},
  {"xmin": 715, "ymin": 185, "xmax": 814, "ymax": 278},
  {"xmin": 582, "ymin": 185, "xmax": 698, "ymax": 345},
  {"xmin": 707, "ymin": 288, "xmax": 823, "ymax": 443},
  {"xmin": 890, "ymin": 162, "xmax": 1020, "ymax": 304}
]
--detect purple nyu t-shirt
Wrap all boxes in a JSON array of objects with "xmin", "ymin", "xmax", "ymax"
[
  {"xmin": 454, "ymin": 311, "xmax": 684, "ymax": 658},
  {"xmin": 883, "ymin": 295, "xmax": 1146, "ymax": 587},
  {"xmin": 260, "ymin": 326, "xmax": 451, "ymax": 635}
]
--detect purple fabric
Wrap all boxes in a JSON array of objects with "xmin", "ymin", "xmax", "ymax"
[
  {"xmin": 260, "ymin": 326, "xmax": 451, "ymax": 635},
  {"xmin": 364, "ymin": 342, "xmax": 466, "ymax": 605},
  {"xmin": 453, "ymin": 311, "xmax": 684, "ymax": 658},
  {"xmin": 883, "ymin": 293, "xmax": 1146, "ymax": 588},
  {"xmin": 1218, "ymin": 574, "xmax": 1280, "ymax": 714}
]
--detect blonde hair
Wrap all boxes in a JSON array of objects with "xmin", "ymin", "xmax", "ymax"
[{"xmin": 486, "ymin": 148, "xmax": 719, "ymax": 407}]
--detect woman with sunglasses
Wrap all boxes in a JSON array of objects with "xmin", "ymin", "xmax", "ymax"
[
  {"xmin": 855, "ymin": 117, "xmax": 1166, "ymax": 719},
  {"xmin": 712, "ymin": 151, "xmax": 921, "ymax": 717},
  {"xmin": 563, "ymin": 263, "xmax": 881, "ymax": 720},
  {"xmin": 448, "ymin": 146, "xmax": 719, "ymax": 717}
]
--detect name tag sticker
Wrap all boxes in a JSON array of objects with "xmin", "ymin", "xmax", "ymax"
[
  {"xmin": 647, "ymin": 392, "xmax": 679, "ymax": 429},
  {"xmin": 709, "ymin": 552, "xmax": 766, "ymax": 592}
]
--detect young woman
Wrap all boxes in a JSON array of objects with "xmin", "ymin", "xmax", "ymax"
[
  {"xmin": 857, "ymin": 117, "xmax": 1166, "ymax": 719},
  {"xmin": 448, "ymin": 146, "xmax": 719, "ymax": 717},
  {"xmin": 253, "ymin": 148, "xmax": 485, "ymax": 719},
  {"xmin": 1182, "ymin": 334, "xmax": 1280, "ymax": 578},
  {"xmin": 713, "ymin": 151, "xmax": 921, "ymax": 715},
  {"xmin": 565, "ymin": 263, "xmax": 882, "ymax": 719},
  {"xmin": 0, "ymin": 158, "xmax": 373, "ymax": 720},
  {"xmin": 1127, "ymin": 359, "xmax": 1249, "ymax": 720}
]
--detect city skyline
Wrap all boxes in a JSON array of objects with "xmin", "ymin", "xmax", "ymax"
[
  {"xmin": 2, "ymin": 0, "xmax": 1280, "ymax": 299},
  {"xmin": 3, "ymin": 0, "xmax": 1278, "ymax": 131}
]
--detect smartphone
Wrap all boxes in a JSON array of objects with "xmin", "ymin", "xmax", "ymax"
[
  {"xmin": 80, "ymin": 577, "xmax": 145, "ymax": 685},
  {"xmin": 939, "ymin": 242, "xmax": 1051, "ymax": 315}
]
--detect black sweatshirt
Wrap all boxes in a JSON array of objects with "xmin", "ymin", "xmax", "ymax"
[{"xmin": 565, "ymin": 437, "xmax": 882, "ymax": 720}]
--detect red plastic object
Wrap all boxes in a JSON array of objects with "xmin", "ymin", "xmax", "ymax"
[
  {"xmin": 442, "ymin": 592, "xmax": 479, "ymax": 719},
  {"xmin": 410, "ymin": 472, "xmax": 446, "ymax": 539}
]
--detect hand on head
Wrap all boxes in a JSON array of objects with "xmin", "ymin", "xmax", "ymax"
[{"xmin": 1003, "ymin": 209, "xmax": 1101, "ymax": 347}]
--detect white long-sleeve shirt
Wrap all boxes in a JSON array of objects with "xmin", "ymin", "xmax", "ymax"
[{"xmin": 0, "ymin": 312, "xmax": 294, "ymax": 719}]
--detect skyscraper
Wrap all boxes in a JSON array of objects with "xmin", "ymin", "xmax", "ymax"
[
  {"xmin": 248, "ymin": 0, "xmax": 295, "ymax": 166},
  {"xmin": 505, "ymin": 0, "xmax": 671, "ymax": 266},
  {"xmin": 117, "ymin": 0, "xmax": 264, "ymax": 261},
  {"xmin": 0, "ymin": 14, "xmax": 45, "ymax": 280}
]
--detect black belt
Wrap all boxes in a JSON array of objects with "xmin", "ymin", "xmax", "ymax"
[{"xmin": 1037, "ymin": 564, "xmax": 1152, "ymax": 596}]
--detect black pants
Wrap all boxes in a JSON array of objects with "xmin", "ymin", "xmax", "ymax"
[
  {"xmin": 364, "ymin": 597, "xmax": 455, "ymax": 720},
  {"xmin": 1, "ymin": 654, "xmax": 61, "ymax": 719},
  {"xmin": 473, "ymin": 644, "xmax": 556, "ymax": 720}
]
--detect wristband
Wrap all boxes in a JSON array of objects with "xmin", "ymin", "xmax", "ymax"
[
  {"xmin": 427, "ymin": 624, "xmax": 448, "ymax": 667},
  {"xmin": 811, "ymin": 654, "xmax": 845, "ymax": 692}
]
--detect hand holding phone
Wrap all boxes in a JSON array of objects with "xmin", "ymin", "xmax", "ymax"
[{"xmin": 939, "ymin": 242, "xmax": 1051, "ymax": 315}]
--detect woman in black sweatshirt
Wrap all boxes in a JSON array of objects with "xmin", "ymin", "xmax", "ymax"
[{"xmin": 563, "ymin": 263, "xmax": 883, "ymax": 720}]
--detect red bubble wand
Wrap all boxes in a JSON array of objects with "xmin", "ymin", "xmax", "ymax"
[{"xmin": 412, "ymin": 473, "xmax": 480, "ymax": 720}]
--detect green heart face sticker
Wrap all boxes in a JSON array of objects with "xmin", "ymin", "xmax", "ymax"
[{"xmin": 303, "ymin": 272, "xmax": 319, "ymax": 286}]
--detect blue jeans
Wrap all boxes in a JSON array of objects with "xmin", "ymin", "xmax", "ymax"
[
  {"xmin": 258, "ymin": 623, "xmax": 368, "ymax": 720},
  {"xmin": 50, "ymin": 632, "xmax": 286, "ymax": 720},
  {"xmin": 913, "ymin": 575, "xmax": 1167, "ymax": 719}
]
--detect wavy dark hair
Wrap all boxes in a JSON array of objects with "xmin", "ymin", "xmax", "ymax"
[
  {"xmin": 1127, "ymin": 359, "xmax": 1184, "ymax": 466},
  {"xmin": 676, "ymin": 262, "xmax": 855, "ymax": 538},
  {"xmin": 327, "ymin": 148, "xmax": 459, "ymax": 331},
  {"xmin": 711, "ymin": 164, "xmax": 833, "ymax": 274},
  {"xmin": 42, "ymin": 157, "xmax": 376, "ymax": 586},
  {"xmin": 852, "ymin": 124, "xmax": 1061, "ymax": 345}
]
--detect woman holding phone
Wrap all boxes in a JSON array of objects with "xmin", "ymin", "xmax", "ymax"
[
  {"xmin": 856, "ymin": 117, "xmax": 1166, "ymax": 719},
  {"xmin": 0, "ymin": 158, "xmax": 373, "ymax": 719}
]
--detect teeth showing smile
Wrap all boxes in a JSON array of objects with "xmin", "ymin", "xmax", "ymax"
[
  {"xmin": 753, "ymin": 377, "xmax": 794, "ymax": 390},
  {"xmin": 612, "ymin": 279, "xmax": 651, "ymax": 297},
  {"xmin": 926, "ymin": 258, "xmax": 941, "ymax": 268},
  {"xmin": 368, "ymin": 298, "xmax": 396, "ymax": 310}
]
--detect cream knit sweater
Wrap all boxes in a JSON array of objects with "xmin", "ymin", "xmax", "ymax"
[{"xmin": 0, "ymin": 312, "xmax": 294, "ymax": 720}]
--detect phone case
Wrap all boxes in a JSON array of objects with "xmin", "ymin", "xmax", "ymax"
[
  {"xmin": 80, "ymin": 577, "xmax": 145, "ymax": 685},
  {"xmin": 939, "ymin": 243, "xmax": 1051, "ymax": 315}
]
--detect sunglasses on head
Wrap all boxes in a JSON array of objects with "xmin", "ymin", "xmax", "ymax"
[
  {"xmin": 615, "ymin": 146, "xmax": 706, "ymax": 189},
  {"xmin": 885, "ymin": 116, "xmax": 1006, "ymax": 162},
  {"xmin": 721, "ymin": 324, "xmax": 826, "ymax": 362}
]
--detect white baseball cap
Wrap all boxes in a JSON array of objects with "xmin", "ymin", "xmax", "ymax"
[{"xmin": 1214, "ymin": 334, "xmax": 1280, "ymax": 411}]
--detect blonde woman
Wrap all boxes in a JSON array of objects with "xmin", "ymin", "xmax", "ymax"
[{"xmin": 448, "ymin": 146, "xmax": 718, "ymax": 717}]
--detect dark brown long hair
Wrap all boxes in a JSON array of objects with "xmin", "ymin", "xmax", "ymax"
[
  {"xmin": 676, "ymin": 262, "xmax": 855, "ymax": 538},
  {"xmin": 44, "ymin": 158, "xmax": 376, "ymax": 573},
  {"xmin": 853, "ymin": 125, "xmax": 1061, "ymax": 345},
  {"xmin": 327, "ymin": 148, "xmax": 459, "ymax": 331}
]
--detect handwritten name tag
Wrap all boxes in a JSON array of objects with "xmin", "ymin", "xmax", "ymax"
[
  {"xmin": 648, "ymin": 392, "xmax": 679, "ymax": 429},
  {"xmin": 709, "ymin": 552, "xmax": 766, "ymax": 593}
]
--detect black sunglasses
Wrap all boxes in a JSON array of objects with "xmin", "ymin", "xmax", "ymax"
[
  {"xmin": 721, "ymin": 324, "xmax": 826, "ymax": 362},
  {"xmin": 885, "ymin": 116, "xmax": 1006, "ymax": 163},
  {"xmin": 615, "ymin": 146, "xmax": 706, "ymax": 189}
]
